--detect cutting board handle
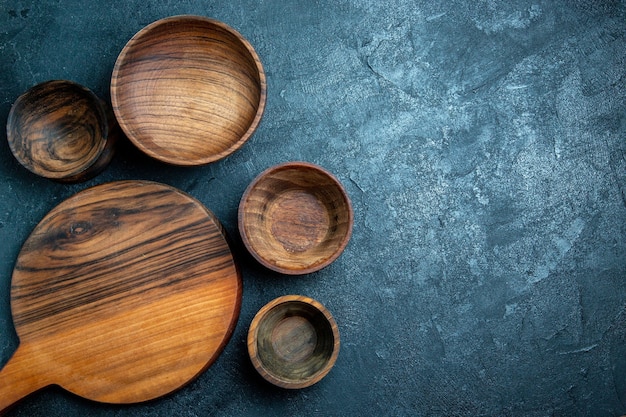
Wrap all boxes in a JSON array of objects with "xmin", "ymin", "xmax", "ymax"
[{"xmin": 0, "ymin": 343, "xmax": 50, "ymax": 415}]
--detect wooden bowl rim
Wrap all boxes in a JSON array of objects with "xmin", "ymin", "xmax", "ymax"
[
  {"xmin": 110, "ymin": 15, "xmax": 267, "ymax": 166},
  {"xmin": 238, "ymin": 161, "xmax": 354, "ymax": 275},
  {"xmin": 247, "ymin": 295, "xmax": 340, "ymax": 389},
  {"xmin": 6, "ymin": 79, "xmax": 110, "ymax": 180}
]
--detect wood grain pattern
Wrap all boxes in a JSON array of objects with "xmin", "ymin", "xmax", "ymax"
[
  {"xmin": 6, "ymin": 80, "xmax": 118, "ymax": 182},
  {"xmin": 247, "ymin": 295, "xmax": 340, "ymax": 389},
  {"xmin": 238, "ymin": 162, "xmax": 353, "ymax": 274},
  {"xmin": 0, "ymin": 181, "xmax": 241, "ymax": 413},
  {"xmin": 110, "ymin": 15, "xmax": 266, "ymax": 166}
]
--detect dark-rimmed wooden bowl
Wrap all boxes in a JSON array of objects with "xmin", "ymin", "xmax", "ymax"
[
  {"xmin": 6, "ymin": 80, "xmax": 118, "ymax": 182},
  {"xmin": 238, "ymin": 162, "xmax": 353, "ymax": 275},
  {"xmin": 247, "ymin": 295, "xmax": 340, "ymax": 389},
  {"xmin": 110, "ymin": 15, "xmax": 266, "ymax": 166}
]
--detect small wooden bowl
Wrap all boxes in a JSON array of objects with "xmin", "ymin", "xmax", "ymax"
[
  {"xmin": 238, "ymin": 162, "xmax": 353, "ymax": 275},
  {"xmin": 110, "ymin": 15, "xmax": 266, "ymax": 166},
  {"xmin": 6, "ymin": 80, "xmax": 117, "ymax": 182},
  {"xmin": 248, "ymin": 295, "xmax": 340, "ymax": 389}
]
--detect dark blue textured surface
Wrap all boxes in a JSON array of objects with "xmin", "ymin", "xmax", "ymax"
[{"xmin": 1, "ymin": 1, "xmax": 625, "ymax": 416}]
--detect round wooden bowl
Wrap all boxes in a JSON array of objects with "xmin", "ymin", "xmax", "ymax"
[
  {"xmin": 6, "ymin": 80, "xmax": 118, "ymax": 182},
  {"xmin": 247, "ymin": 295, "xmax": 340, "ymax": 389},
  {"xmin": 110, "ymin": 15, "xmax": 266, "ymax": 166},
  {"xmin": 238, "ymin": 162, "xmax": 353, "ymax": 275}
]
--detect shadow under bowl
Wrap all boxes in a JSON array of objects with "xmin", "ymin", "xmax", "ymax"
[
  {"xmin": 110, "ymin": 15, "xmax": 266, "ymax": 166},
  {"xmin": 238, "ymin": 162, "xmax": 353, "ymax": 275},
  {"xmin": 247, "ymin": 295, "xmax": 340, "ymax": 389}
]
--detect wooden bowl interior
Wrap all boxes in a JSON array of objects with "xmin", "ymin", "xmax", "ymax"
[
  {"xmin": 111, "ymin": 16, "xmax": 265, "ymax": 165},
  {"xmin": 7, "ymin": 80, "xmax": 109, "ymax": 180},
  {"xmin": 240, "ymin": 165, "xmax": 352, "ymax": 273},
  {"xmin": 253, "ymin": 300, "xmax": 336, "ymax": 385}
]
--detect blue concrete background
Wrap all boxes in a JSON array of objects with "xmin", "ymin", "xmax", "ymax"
[{"xmin": 1, "ymin": 0, "xmax": 625, "ymax": 416}]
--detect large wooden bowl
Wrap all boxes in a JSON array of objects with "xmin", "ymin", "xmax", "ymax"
[
  {"xmin": 238, "ymin": 162, "xmax": 353, "ymax": 275},
  {"xmin": 110, "ymin": 15, "xmax": 266, "ymax": 166},
  {"xmin": 247, "ymin": 295, "xmax": 340, "ymax": 389},
  {"xmin": 6, "ymin": 80, "xmax": 118, "ymax": 182}
]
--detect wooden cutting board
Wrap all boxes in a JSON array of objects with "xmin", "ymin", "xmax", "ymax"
[{"xmin": 0, "ymin": 180, "xmax": 242, "ymax": 413}]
